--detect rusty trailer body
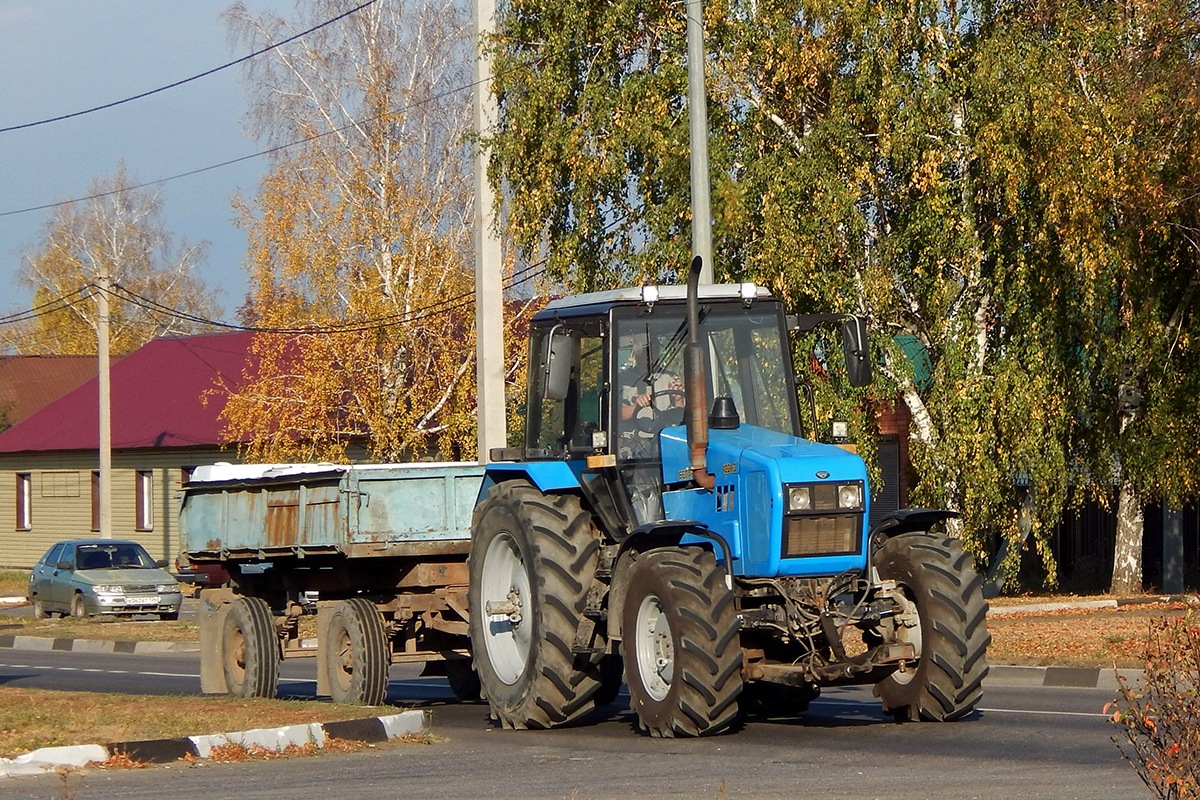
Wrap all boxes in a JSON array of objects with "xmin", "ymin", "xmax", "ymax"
[{"xmin": 180, "ymin": 462, "xmax": 486, "ymax": 703}]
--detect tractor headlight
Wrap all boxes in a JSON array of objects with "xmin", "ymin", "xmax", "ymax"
[
  {"xmin": 784, "ymin": 481, "xmax": 864, "ymax": 513},
  {"xmin": 786, "ymin": 486, "xmax": 812, "ymax": 512},
  {"xmin": 837, "ymin": 482, "xmax": 863, "ymax": 510}
]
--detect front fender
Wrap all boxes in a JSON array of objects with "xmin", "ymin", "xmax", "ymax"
[{"xmin": 868, "ymin": 508, "xmax": 959, "ymax": 539}]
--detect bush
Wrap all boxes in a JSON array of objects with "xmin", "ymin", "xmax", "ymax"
[{"xmin": 1106, "ymin": 610, "xmax": 1200, "ymax": 799}]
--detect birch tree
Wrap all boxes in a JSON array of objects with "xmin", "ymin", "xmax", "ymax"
[
  {"xmin": 220, "ymin": 0, "xmax": 518, "ymax": 462},
  {"xmin": 4, "ymin": 164, "xmax": 216, "ymax": 355}
]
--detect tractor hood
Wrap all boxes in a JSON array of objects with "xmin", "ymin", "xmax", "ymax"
[{"xmin": 659, "ymin": 424, "xmax": 868, "ymax": 487}]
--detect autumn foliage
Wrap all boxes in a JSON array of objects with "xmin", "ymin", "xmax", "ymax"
[{"xmin": 1107, "ymin": 610, "xmax": 1200, "ymax": 799}]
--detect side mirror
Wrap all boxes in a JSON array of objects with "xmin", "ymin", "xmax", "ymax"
[
  {"xmin": 841, "ymin": 316, "xmax": 872, "ymax": 387},
  {"xmin": 56, "ymin": 560, "xmax": 74, "ymax": 571},
  {"xmin": 542, "ymin": 326, "xmax": 578, "ymax": 401}
]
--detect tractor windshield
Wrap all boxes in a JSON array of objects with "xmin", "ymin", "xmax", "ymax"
[{"xmin": 613, "ymin": 300, "xmax": 799, "ymax": 445}]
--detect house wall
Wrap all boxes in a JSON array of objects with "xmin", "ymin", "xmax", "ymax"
[{"xmin": 0, "ymin": 448, "xmax": 239, "ymax": 568}]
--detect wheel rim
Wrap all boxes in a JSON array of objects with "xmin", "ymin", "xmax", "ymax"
[
  {"xmin": 634, "ymin": 592, "xmax": 673, "ymax": 702},
  {"xmin": 332, "ymin": 626, "xmax": 354, "ymax": 692},
  {"xmin": 227, "ymin": 626, "xmax": 247, "ymax": 686},
  {"xmin": 480, "ymin": 531, "xmax": 532, "ymax": 685}
]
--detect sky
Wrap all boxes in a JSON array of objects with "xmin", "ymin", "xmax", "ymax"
[{"xmin": 0, "ymin": 1, "xmax": 294, "ymax": 322}]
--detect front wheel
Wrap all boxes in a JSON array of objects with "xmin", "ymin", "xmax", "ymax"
[
  {"xmin": 468, "ymin": 481, "xmax": 603, "ymax": 729},
  {"xmin": 872, "ymin": 533, "xmax": 990, "ymax": 721},
  {"xmin": 621, "ymin": 547, "xmax": 742, "ymax": 737},
  {"xmin": 71, "ymin": 593, "xmax": 87, "ymax": 618}
]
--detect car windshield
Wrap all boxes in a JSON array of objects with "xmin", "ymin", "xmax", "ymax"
[{"xmin": 76, "ymin": 544, "xmax": 155, "ymax": 570}]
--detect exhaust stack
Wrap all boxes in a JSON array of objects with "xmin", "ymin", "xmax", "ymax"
[{"xmin": 684, "ymin": 256, "xmax": 716, "ymax": 491}]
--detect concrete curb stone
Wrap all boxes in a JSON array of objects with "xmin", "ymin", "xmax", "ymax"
[{"xmin": 0, "ymin": 711, "xmax": 429, "ymax": 779}]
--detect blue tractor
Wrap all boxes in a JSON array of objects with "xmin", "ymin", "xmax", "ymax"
[{"xmin": 468, "ymin": 260, "xmax": 990, "ymax": 737}]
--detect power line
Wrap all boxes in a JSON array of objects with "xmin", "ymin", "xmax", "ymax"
[
  {"xmin": 0, "ymin": 0, "xmax": 380, "ymax": 135},
  {"xmin": 0, "ymin": 55, "xmax": 542, "ymax": 220}
]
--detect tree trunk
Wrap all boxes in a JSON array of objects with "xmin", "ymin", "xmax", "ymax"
[{"xmin": 1109, "ymin": 482, "xmax": 1144, "ymax": 595}]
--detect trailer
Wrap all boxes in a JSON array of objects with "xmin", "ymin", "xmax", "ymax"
[{"xmin": 183, "ymin": 462, "xmax": 485, "ymax": 705}]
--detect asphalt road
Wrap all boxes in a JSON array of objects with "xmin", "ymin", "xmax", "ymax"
[{"xmin": 0, "ymin": 647, "xmax": 1145, "ymax": 800}]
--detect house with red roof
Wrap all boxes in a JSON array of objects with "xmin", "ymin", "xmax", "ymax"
[
  {"xmin": 0, "ymin": 332, "xmax": 257, "ymax": 568},
  {"xmin": 0, "ymin": 355, "xmax": 97, "ymax": 429}
]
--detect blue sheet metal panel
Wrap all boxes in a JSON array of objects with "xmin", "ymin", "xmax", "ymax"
[
  {"xmin": 347, "ymin": 463, "xmax": 486, "ymax": 545},
  {"xmin": 479, "ymin": 461, "xmax": 583, "ymax": 501}
]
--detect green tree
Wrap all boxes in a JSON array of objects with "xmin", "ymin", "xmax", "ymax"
[
  {"xmin": 487, "ymin": 0, "xmax": 1200, "ymax": 589},
  {"xmin": 3, "ymin": 164, "xmax": 217, "ymax": 356}
]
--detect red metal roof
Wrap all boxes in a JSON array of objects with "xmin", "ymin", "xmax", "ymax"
[
  {"xmin": 0, "ymin": 332, "xmax": 257, "ymax": 453},
  {"xmin": 0, "ymin": 356, "xmax": 97, "ymax": 426}
]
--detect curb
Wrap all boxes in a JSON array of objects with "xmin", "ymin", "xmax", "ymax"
[
  {"xmin": 0, "ymin": 634, "xmax": 200, "ymax": 655},
  {"xmin": 987, "ymin": 594, "xmax": 1194, "ymax": 617},
  {"xmin": 0, "ymin": 710, "xmax": 429, "ymax": 779},
  {"xmin": 987, "ymin": 664, "xmax": 1140, "ymax": 692}
]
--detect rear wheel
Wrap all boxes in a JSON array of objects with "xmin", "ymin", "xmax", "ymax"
[
  {"xmin": 325, "ymin": 598, "xmax": 389, "ymax": 705},
  {"xmin": 622, "ymin": 547, "xmax": 742, "ymax": 737},
  {"xmin": 468, "ymin": 481, "xmax": 603, "ymax": 729},
  {"xmin": 222, "ymin": 596, "xmax": 279, "ymax": 699},
  {"xmin": 872, "ymin": 533, "xmax": 990, "ymax": 721}
]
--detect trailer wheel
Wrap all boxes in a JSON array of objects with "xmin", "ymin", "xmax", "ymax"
[
  {"xmin": 222, "ymin": 596, "xmax": 279, "ymax": 699},
  {"xmin": 325, "ymin": 598, "xmax": 389, "ymax": 706},
  {"xmin": 468, "ymin": 480, "xmax": 602, "ymax": 729},
  {"xmin": 873, "ymin": 533, "xmax": 990, "ymax": 721},
  {"xmin": 622, "ymin": 547, "xmax": 742, "ymax": 737}
]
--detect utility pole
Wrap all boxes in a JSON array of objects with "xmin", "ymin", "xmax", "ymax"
[
  {"xmin": 96, "ymin": 276, "xmax": 112, "ymax": 538},
  {"xmin": 686, "ymin": 0, "xmax": 714, "ymax": 284},
  {"xmin": 474, "ymin": 0, "xmax": 508, "ymax": 463}
]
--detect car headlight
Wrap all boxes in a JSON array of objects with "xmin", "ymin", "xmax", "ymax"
[
  {"xmin": 93, "ymin": 585, "xmax": 124, "ymax": 594},
  {"xmin": 157, "ymin": 584, "xmax": 179, "ymax": 594},
  {"xmin": 786, "ymin": 486, "xmax": 811, "ymax": 512}
]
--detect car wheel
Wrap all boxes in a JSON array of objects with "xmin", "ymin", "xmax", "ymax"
[
  {"xmin": 71, "ymin": 593, "xmax": 88, "ymax": 618},
  {"xmin": 32, "ymin": 597, "xmax": 49, "ymax": 619}
]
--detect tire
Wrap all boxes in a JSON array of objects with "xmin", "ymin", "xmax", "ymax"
[
  {"xmin": 468, "ymin": 480, "xmax": 603, "ymax": 729},
  {"xmin": 621, "ymin": 547, "xmax": 742, "ymax": 737},
  {"xmin": 71, "ymin": 593, "xmax": 87, "ymax": 618},
  {"xmin": 446, "ymin": 659, "xmax": 483, "ymax": 702},
  {"xmin": 325, "ymin": 598, "xmax": 390, "ymax": 705},
  {"xmin": 222, "ymin": 596, "xmax": 280, "ymax": 699},
  {"xmin": 32, "ymin": 597, "xmax": 49, "ymax": 620},
  {"xmin": 872, "ymin": 533, "xmax": 990, "ymax": 722}
]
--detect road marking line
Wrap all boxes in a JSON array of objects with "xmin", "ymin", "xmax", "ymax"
[{"xmin": 978, "ymin": 707, "xmax": 1109, "ymax": 719}]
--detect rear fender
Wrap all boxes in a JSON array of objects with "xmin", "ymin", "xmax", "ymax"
[{"xmin": 478, "ymin": 461, "xmax": 582, "ymax": 503}]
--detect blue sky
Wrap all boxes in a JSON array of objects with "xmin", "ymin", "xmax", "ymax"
[{"xmin": 0, "ymin": 1, "xmax": 293, "ymax": 320}]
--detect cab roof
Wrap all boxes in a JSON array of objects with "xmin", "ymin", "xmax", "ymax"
[{"xmin": 537, "ymin": 282, "xmax": 775, "ymax": 320}]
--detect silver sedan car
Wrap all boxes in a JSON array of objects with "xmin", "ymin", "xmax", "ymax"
[{"xmin": 27, "ymin": 539, "xmax": 183, "ymax": 620}]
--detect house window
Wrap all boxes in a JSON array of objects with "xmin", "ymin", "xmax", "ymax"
[
  {"xmin": 16, "ymin": 473, "xmax": 31, "ymax": 531},
  {"xmin": 91, "ymin": 471, "xmax": 100, "ymax": 532},
  {"xmin": 136, "ymin": 470, "xmax": 153, "ymax": 531}
]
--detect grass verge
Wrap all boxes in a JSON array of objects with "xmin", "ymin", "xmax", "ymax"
[
  {"xmin": 0, "ymin": 570, "xmax": 30, "ymax": 597},
  {"xmin": 0, "ymin": 613, "xmax": 198, "ymax": 643},
  {"xmin": 0, "ymin": 688, "xmax": 401, "ymax": 759}
]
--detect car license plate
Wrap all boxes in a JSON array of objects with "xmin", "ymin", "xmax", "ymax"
[{"xmin": 127, "ymin": 596, "xmax": 158, "ymax": 606}]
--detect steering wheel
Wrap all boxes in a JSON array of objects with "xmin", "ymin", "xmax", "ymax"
[{"xmin": 633, "ymin": 389, "xmax": 687, "ymax": 433}]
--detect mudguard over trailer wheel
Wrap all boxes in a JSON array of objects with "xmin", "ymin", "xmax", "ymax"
[
  {"xmin": 324, "ymin": 598, "xmax": 390, "ymax": 706},
  {"xmin": 872, "ymin": 532, "xmax": 990, "ymax": 721},
  {"xmin": 621, "ymin": 547, "xmax": 743, "ymax": 737},
  {"xmin": 468, "ymin": 480, "xmax": 603, "ymax": 729},
  {"xmin": 223, "ymin": 596, "xmax": 280, "ymax": 699}
]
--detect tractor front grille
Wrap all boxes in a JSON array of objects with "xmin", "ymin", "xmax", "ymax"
[{"xmin": 783, "ymin": 515, "xmax": 860, "ymax": 558}]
